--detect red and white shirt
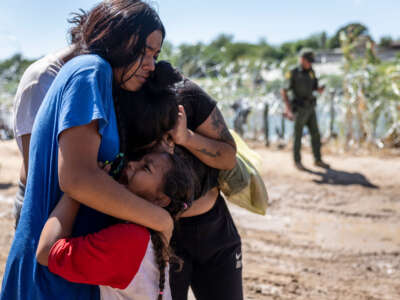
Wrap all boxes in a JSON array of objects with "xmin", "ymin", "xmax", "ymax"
[{"xmin": 48, "ymin": 223, "xmax": 172, "ymax": 300}]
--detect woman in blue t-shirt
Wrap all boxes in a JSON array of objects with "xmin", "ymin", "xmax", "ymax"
[{"xmin": 1, "ymin": 1, "xmax": 174, "ymax": 299}]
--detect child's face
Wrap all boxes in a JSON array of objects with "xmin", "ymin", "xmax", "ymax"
[{"xmin": 121, "ymin": 152, "xmax": 171, "ymax": 207}]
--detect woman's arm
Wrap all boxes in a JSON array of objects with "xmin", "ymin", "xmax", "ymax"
[
  {"xmin": 36, "ymin": 194, "xmax": 80, "ymax": 266},
  {"xmin": 170, "ymin": 105, "xmax": 236, "ymax": 170},
  {"xmin": 18, "ymin": 134, "xmax": 31, "ymax": 185},
  {"xmin": 58, "ymin": 120, "xmax": 173, "ymax": 235}
]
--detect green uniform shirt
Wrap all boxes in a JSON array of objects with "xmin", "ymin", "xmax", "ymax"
[{"xmin": 284, "ymin": 65, "xmax": 319, "ymax": 106}]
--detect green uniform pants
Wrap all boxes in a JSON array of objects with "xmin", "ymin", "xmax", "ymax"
[{"xmin": 293, "ymin": 106, "xmax": 321, "ymax": 163}]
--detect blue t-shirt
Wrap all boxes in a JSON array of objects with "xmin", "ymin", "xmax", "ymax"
[{"xmin": 1, "ymin": 55, "xmax": 119, "ymax": 300}]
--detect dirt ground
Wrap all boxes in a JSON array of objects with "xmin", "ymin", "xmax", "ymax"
[{"xmin": 0, "ymin": 139, "xmax": 400, "ymax": 299}]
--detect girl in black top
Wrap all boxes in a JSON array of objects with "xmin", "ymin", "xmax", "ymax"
[{"xmin": 119, "ymin": 61, "xmax": 243, "ymax": 300}]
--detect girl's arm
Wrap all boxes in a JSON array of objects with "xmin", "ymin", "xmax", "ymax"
[
  {"xmin": 170, "ymin": 105, "xmax": 236, "ymax": 170},
  {"xmin": 38, "ymin": 211, "xmax": 151, "ymax": 289},
  {"xmin": 180, "ymin": 187, "xmax": 218, "ymax": 218},
  {"xmin": 36, "ymin": 194, "xmax": 80, "ymax": 266},
  {"xmin": 40, "ymin": 222, "xmax": 151, "ymax": 288},
  {"xmin": 58, "ymin": 120, "xmax": 173, "ymax": 236}
]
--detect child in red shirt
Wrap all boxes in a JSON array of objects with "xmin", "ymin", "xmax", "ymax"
[{"xmin": 36, "ymin": 151, "xmax": 194, "ymax": 300}]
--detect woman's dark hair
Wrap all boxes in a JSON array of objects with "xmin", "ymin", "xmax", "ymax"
[
  {"xmin": 68, "ymin": 0, "xmax": 165, "ymax": 69},
  {"xmin": 68, "ymin": 0, "xmax": 166, "ymax": 158},
  {"xmin": 68, "ymin": 9, "xmax": 88, "ymax": 44}
]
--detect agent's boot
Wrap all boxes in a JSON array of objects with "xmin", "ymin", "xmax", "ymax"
[
  {"xmin": 314, "ymin": 160, "xmax": 330, "ymax": 169},
  {"xmin": 295, "ymin": 161, "xmax": 306, "ymax": 171}
]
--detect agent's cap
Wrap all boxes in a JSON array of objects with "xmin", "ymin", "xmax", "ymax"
[{"xmin": 299, "ymin": 48, "xmax": 315, "ymax": 63}]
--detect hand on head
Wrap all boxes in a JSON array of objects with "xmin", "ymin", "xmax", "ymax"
[
  {"xmin": 169, "ymin": 105, "xmax": 190, "ymax": 145},
  {"xmin": 152, "ymin": 134, "xmax": 175, "ymax": 154}
]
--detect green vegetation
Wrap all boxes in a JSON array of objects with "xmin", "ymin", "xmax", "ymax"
[
  {"xmin": 1, "ymin": 22, "xmax": 399, "ymax": 147},
  {"xmin": 0, "ymin": 54, "xmax": 35, "ymax": 107},
  {"xmin": 159, "ymin": 22, "xmax": 397, "ymax": 79}
]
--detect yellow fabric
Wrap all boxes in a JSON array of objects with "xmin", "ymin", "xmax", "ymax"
[
  {"xmin": 218, "ymin": 130, "xmax": 268, "ymax": 215},
  {"xmin": 230, "ymin": 131, "xmax": 262, "ymax": 172}
]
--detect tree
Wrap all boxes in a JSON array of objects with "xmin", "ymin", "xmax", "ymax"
[
  {"xmin": 379, "ymin": 36, "xmax": 393, "ymax": 48},
  {"xmin": 328, "ymin": 23, "xmax": 369, "ymax": 49},
  {"xmin": 158, "ymin": 40, "xmax": 178, "ymax": 66},
  {"xmin": 209, "ymin": 34, "xmax": 234, "ymax": 49}
]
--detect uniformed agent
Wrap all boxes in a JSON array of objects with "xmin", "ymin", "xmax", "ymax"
[{"xmin": 281, "ymin": 48, "xmax": 330, "ymax": 170}]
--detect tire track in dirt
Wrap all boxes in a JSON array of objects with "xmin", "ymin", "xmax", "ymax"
[
  {"xmin": 239, "ymin": 226, "xmax": 400, "ymax": 300},
  {"xmin": 230, "ymin": 146, "xmax": 400, "ymax": 300}
]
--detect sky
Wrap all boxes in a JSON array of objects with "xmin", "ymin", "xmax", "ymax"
[{"xmin": 0, "ymin": 0, "xmax": 399, "ymax": 60}]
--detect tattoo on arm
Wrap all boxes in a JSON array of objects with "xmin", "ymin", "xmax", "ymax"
[
  {"xmin": 196, "ymin": 148, "xmax": 221, "ymax": 158},
  {"xmin": 211, "ymin": 108, "xmax": 235, "ymax": 146}
]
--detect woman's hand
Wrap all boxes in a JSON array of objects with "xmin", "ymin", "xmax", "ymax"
[
  {"xmin": 98, "ymin": 161, "xmax": 112, "ymax": 173},
  {"xmin": 174, "ymin": 106, "xmax": 237, "ymax": 170},
  {"xmin": 169, "ymin": 105, "xmax": 191, "ymax": 146},
  {"xmin": 152, "ymin": 133, "xmax": 175, "ymax": 154}
]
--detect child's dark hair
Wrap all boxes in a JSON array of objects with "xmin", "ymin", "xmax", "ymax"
[
  {"xmin": 149, "ymin": 152, "xmax": 194, "ymax": 300},
  {"xmin": 150, "ymin": 153, "xmax": 194, "ymax": 300},
  {"xmin": 163, "ymin": 153, "xmax": 195, "ymax": 218}
]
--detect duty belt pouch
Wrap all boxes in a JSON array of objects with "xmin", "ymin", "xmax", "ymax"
[{"xmin": 292, "ymin": 97, "xmax": 315, "ymax": 110}]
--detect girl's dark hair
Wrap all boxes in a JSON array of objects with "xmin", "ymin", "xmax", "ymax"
[
  {"xmin": 116, "ymin": 60, "xmax": 184, "ymax": 158},
  {"xmin": 150, "ymin": 153, "xmax": 195, "ymax": 300},
  {"xmin": 147, "ymin": 60, "xmax": 183, "ymax": 91},
  {"xmin": 163, "ymin": 153, "xmax": 195, "ymax": 218},
  {"xmin": 124, "ymin": 87, "xmax": 178, "ymax": 159}
]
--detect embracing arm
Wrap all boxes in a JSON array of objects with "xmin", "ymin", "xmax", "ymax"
[
  {"xmin": 37, "ymin": 195, "xmax": 151, "ymax": 288},
  {"xmin": 36, "ymin": 194, "xmax": 79, "ymax": 266},
  {"xmin": 19, "ymin": 134, "xmax": 31, "ymax": 185},
  {"xmin": 180, "ymin": 187, "xmax": 218, "ymax": 217},
  {"xmin": 58, "ymin": 120, "xmax": 173, "ymax": 234},
  {"xmin": 171, "ymin": 105, "xmax": 236, "ymax": 170}
]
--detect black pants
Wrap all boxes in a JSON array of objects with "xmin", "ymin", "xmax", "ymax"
[
  {"xmin": 293, "ymin": 106, "xmax": 321, "ymax": 163},
  {"xmin": 170, "ymin": 194, "xmax": 243, "ymax": 300}
]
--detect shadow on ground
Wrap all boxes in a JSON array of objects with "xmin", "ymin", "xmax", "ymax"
[{"xmin": 301, "ymin": 167, "xmax": 379, "ymax": 188}]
